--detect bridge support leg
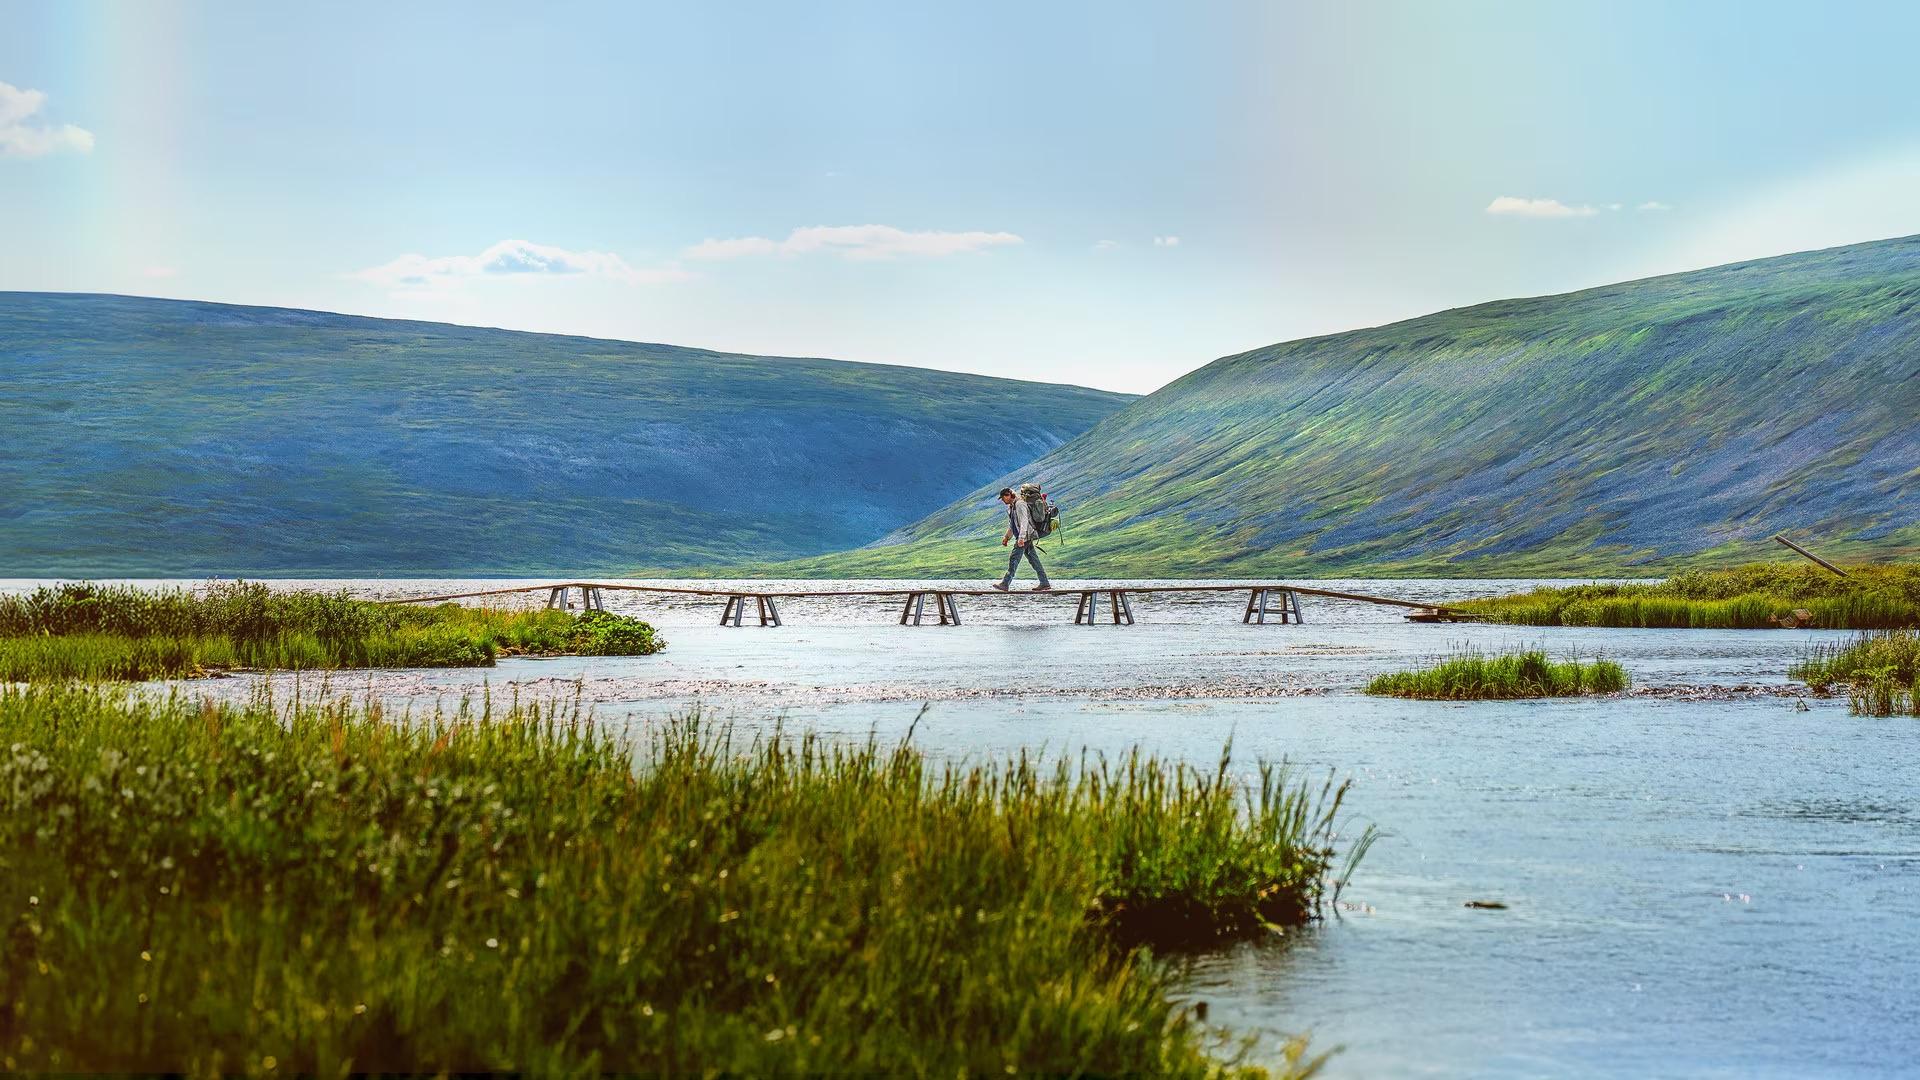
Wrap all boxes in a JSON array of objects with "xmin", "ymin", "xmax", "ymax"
[
  {"xmin": 1075, "ymin": 590, "xmax": 1104, "ymax": 625},
  {"xmin": 899, "ymin": 593, "xmax": 917, "ymax": 625},
  {"xmin": 1110, "ymin": 589, "xmax": 1135, "ymax": 625},
  {"xmin": 583, "ymin": 586, "xmax": 605, "ymax": 612},
  {"xmin": 1244, "ymin": 589, "xmax": 1302, "ymax": 624},
  {"xmin": 939, "ymin": 592, "xmax": 961, "ymax": 625},
  {"xmin": 721, "ymin": 595, "xmax": 752, "ymax": 627},
  {"xmin": 548, "ymin": 586, "xmax": 568, "ymax": 610},
  {"xmin": 756, "ymin": 595, "xmax": 782, "ymax": 627}
]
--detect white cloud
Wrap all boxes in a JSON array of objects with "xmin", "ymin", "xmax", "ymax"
[
  {"xmin": 352, "ymin": 239, "xmax": 687, "ymax": 289},
  {"xmin": 685, "ymin": 224, "xmax": 1023, "ymax": 261},
  {"xmin": 1605, "ymin": 203, "xmax": 1623, "ymax": 212},
  {"xmin": 1152, "ymin": 235, "xmax": 1181, "ymax": 246},
  {"xmin": 1485, "ymin": 195, "xmax": 1599, "ymax": 219},
  {"xmin": 0, "ymin": 81, "xmax": 94, "ymax": 158},
  {"xmin": 1637, "ymin": 200, "xmax": 1674, "ymax": 212},
  {"xmin": 1091, "ymin": 239, "xmax": 1120, "ymax": 252}
]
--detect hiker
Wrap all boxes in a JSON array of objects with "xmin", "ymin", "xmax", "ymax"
[{"xmin": 993, "ymin": 486, "xmax": 1052, "ymax": 592}]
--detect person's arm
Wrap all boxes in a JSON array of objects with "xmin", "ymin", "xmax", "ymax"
[{"xmin": 1012, "ymin": 500, "xmax": 1033, "ymax": 544}]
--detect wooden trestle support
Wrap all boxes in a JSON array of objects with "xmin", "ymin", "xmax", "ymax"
[{"xmin": 1242, "ymin": 587, "xmax": 1302, "ymax": 624}]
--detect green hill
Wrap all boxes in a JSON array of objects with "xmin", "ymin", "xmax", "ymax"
[
  {"xmin": 765, "ymin": 235, "xmax": 1920, "ymax": 578},
  {"xmin": 0, "ymin": 294, "xmax": 1132, "ymax": 575}
]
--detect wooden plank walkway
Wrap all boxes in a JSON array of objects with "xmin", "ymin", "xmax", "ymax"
[{"xmin": 379, "ymin": 581, "xmax": 1477, "ymax": 626}]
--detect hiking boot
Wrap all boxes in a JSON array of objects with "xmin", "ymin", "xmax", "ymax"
[
  {"xmin": 1031, "ymin": 584, "xmax": 1054, "ymax": 592},
  {"xmin": 991, "ymin": 582, "xmax": 1010, "ymax": 592}
]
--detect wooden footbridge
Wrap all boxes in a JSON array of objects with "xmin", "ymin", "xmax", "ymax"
[{"xmin": 381, "ymin": 582, "xmax": 1475, "ymax": 626}]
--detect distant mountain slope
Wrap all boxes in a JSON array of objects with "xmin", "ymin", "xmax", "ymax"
[
  {"xmin": 775, "ymin": 235, "xmax": 1920, "ymax": 577},
  {"xmin": 0, "ymin": 294, "xmax": 1133, "ymax": 574}
]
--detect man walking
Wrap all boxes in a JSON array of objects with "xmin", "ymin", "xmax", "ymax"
[{"xmin": 993, "ymin": 487, "xmax": 1052, "ymax": 592}]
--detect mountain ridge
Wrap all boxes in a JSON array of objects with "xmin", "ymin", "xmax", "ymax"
[
  {"xmin": 0, "ymin": 293, "xmax": 1134, "ymax": 575},
  {"xmin": 747, "ymin": 234, "xmax": 1920, "ymax": 578}
]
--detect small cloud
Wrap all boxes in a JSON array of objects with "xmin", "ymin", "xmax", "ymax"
[
  {"xmin": 352, "ymin": 239, "xmax": 686, "ymax": 290},
  {"xmin": 1637, "ymin": 200, "xmax": 1674, "ymax": 212},
  {"xmin": 1091, "ymin": 239, "xmax": 1120, "ymax": 252},
  {"xmin": 686, "ymin": 224, "xmax": 1023, "ymax": 261},
  {"xmin": 1485, "ymin": 195, "xmax": 1598, "ymax": 219},
  {"xmin": 0, "ymin": 81, "xmax": 94, "ymax": 158},
  {"xmin": 142, "ymin": 265, "xmax": 180, "ymax": 279},
  {"xmin": 1605, "ymin": 203, "xmax": 1623, "ymax": 212},
  {"xmin": 1152, "ymin": 235, "xmax": 1181, "ymax": 246}
]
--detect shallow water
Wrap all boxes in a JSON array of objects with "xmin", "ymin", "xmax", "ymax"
[{"xmin": 6, "ymin": 577, "xmax": 1915, "ymax": 1077}]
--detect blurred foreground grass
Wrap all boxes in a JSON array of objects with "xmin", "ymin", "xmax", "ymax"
[{"xmin": 0, "ymin": 684, "xmax": 1368, "ymax": 1076}]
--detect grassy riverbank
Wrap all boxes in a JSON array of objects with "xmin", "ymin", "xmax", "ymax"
[
  {"xmin": 1457, "ymin": 563, "xmax": 1920, "ymax": 629},
  {"xmin": 1792, "ymin": 629, "xmax": 1920, "ymax": 716},
  {"xmin": 1366, "ymin": 649, "xmax": 1628, "ymax": 700},
  {"xmin": 0, "ymin": 684, "xmax": 1366, "ymax": 1075},
  {"xmin": 0, "ymin": 582, "xmax": 662, "ymax": 681}
]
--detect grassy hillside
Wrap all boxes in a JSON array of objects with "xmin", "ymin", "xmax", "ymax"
[
  {"xmin": 0, "ymin": 294, "xmax": 1131, "ymax": 574},
  {"xmin": 763, "ymin": 235, "xmax": 1920, "ymax": 578}
]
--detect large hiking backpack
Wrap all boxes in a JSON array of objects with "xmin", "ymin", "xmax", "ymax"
[{"xmin": 1018, "ymin": 482, "xmax": 1061, "ymax": 539}]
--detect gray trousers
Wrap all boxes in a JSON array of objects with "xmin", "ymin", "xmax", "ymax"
[{"xmin": 1001, "ymin": 541, "xmax": 1050, "ymax": 587}]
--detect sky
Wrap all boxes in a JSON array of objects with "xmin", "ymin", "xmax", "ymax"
[{"xmin": 5, "ymin": 0, "xmax": 1920, "ymax": 394}]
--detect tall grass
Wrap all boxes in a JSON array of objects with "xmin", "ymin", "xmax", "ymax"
[
  {"xmin": 1459, "ymin": 563, "xmax": 1920, "ymax": 629},
  {"xmin": 1366, "ymin": 648, "xmax": 1629, "ymax": 700},
  {"xmin": 1791, "ymin": 629, "xmax": 1920, "ymax": 717},
  {"xmin": 0, "ymin": 582, "xmax": 663, "ymax": 680},
  {"xmin": 0, "ymin": 684, "xmax": 1367, "ymax": 1076}
]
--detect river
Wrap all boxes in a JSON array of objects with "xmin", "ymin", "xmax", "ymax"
[{"xmin": 6, "ymin": 577, "xmax": 1914, "ymax": 1078}]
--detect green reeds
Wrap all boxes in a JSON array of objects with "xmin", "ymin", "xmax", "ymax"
[
  {"xmin": 0, "ymin": 581, "xmax": 664, "ymax": 680},
  {"xmin": 0, "ymin": 684, "xmax": 1361, "ymax": 1076},
  {"xmin": 1458, "ymin": 563, "xmax": 1920, "ymax": 630},
  {"xmin": 1365, "ymin": 648, "xmax": 1629, "ymax": 700},
  {"xmin": 1791, "ymin": 629, "xmax": 1920, "ymax": 716}
]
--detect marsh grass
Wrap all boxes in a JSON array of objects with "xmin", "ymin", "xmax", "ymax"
[
  {"xmin": 1791, "ymin": 629, "xmax": 1920, "ymax": 716},
  {"xmin": 0, "ymin": 685, "xmax": 1364, "ymax": 1076},
  {"xmin": 1366, "ymin": 648, "xmax": 1629, "ymax": 700},
  {"xmin": 1458, "ymin": 563, "xmax": 1920, "ymax": 630},
  {"xmin": 0, "ymin": 582, "xmax": 663, "ymax": 680}
]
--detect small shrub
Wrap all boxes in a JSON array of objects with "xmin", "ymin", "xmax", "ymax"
[
  {"xmin": 1366, "ymin": 648, "xmax": 1629, "ymax": 700},
  {"xmin": 566, "ymin": 610, "xmax": 667, "ymax": 656},
  {"xmin": 1792, "ymin": 629, "xmax": 1920, "ymax": 716}
]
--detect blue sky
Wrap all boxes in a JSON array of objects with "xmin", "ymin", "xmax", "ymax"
[{"xmin": 5, "ymin": 0, "xmax": 1920, "ymax": 392}]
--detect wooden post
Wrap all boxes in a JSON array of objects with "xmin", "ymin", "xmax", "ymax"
[
  {"xmin": 548, "ymin": 586, "xmax": 567, "ymax": 610},
  {"xmin": 1116, "ymin": 590, "xmax": 1135, "ymax": 625},
  {"xmin": 912, "ymin": 593, "xmax": 928, "ymax": 626},
  {"xmin": 763, "ymin": 596, "xmax": 782, "ymax": 627},
  {"xmin": 1242, "ymin": 589, "xmax": 1259, "ymax": 624},
  {"xmin": 899, "ymin": 593, "xmax": 917, "ymax": 625},
  {"xmin": 1773, "ymin": 534, "xmax": 1850, "ymax": 578},
  {"xmin": 939, "ymin": 593, "xmax": 960, "ymax": 625}
]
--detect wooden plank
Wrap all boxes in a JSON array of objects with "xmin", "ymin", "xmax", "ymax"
[
  {"xmin": 374, "ymin": 579, "xmax": 1464, "ymax": 620},
  {"xmin": 1773, "ymin": 534, "xmax": 1850, "ymax": 578}
]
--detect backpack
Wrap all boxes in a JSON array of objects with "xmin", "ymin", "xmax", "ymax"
[{"xmin": 1018, "ymin": 482, "xmax": 1061, "ymax": 539}]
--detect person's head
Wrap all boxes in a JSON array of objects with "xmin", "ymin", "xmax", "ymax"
[{"xmin": 998, "ymin": 487, "xmax": 1016, "ymax": 504}]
